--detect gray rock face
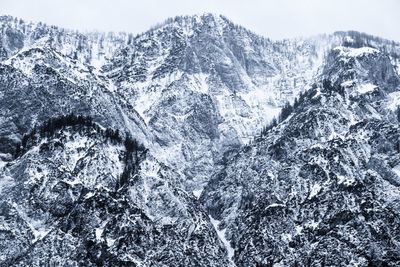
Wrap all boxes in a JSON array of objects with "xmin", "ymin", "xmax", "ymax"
[
  {"xmin": 0, "ymin": 122, "xmax": 228, "ymax": 266},
  {"xmin": 202, "ymin": 46, "xmax": 400, "ymax": 266},
  {"xmin": 1, "ymin": 14, "xmax": 400, "ymax": 190},
  {"xmin": 1, "ymin": 13, "xmax": 400, "ymax": 266}
]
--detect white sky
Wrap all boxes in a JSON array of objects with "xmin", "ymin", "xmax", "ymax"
[{"xmin": 1, "ymin": 0, "xmax": 399, "ymax": 41}]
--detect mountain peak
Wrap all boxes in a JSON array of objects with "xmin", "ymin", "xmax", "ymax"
[
  {"xmin": 134, "ymin": 13, "xmax": 228, "ymax": 39},
  {"xmin": 1, "ymin": 13, "xmax": 400, "ymax": 267}
]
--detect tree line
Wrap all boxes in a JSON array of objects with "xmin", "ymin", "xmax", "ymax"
[
  {"xmin": 259, "ymin": 79, "xmax": 345, "ymax": 137},
  {"xmin": 15, "ymin": 114, "xmax": 146, "ymax": 190},
  {"xmin": 15, "ymin": 113, "xmax": 145, "ymax": 157},
  {"xmin": 260, "ymin": 90, "xmax": 307, "ymax": 136},
  {"xmin": 397, "ymin": 106, "xmax": 400, "ymax": 123}
]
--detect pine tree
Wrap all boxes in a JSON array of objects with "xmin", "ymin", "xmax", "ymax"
[
  {"xmin": 279, "ymin": 102, "xmax": 293, "ymax": 123},
  {"xmin": 397, "ymin": 106, "xmax": 400, "ymax": 123}
]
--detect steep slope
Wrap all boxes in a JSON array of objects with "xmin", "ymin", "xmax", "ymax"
[
  {"xmin": 0, "ymin": 26, "xmax": 151, "ymax": 158},
  {"xmin": 103, "ymin": 14, "xmax": 327, "ymax": 189},
  {"xmin": 103, "ymin": 15, "xmax": 400, "ymax": 190},
  {"xmin": 1, "ymin": 14, "xmax": 400, "ymax": 266},
  {"xmin": 0, "ymin": 15, "xmax": 128, "ymax": 66},
  {"xmin": 102, "ymin": 17, "xmax": 385, "ymax": 192},
  {"xmin": 201, "ymin": 46, "xmax": 400, "ymax": 266},
  {"xmin": 0, "ymin": 117, "xmax": 229, "ymax": 266},
  {"xmin": 1, "ymin": 14, "xmax": 400, "ymax": 192}
]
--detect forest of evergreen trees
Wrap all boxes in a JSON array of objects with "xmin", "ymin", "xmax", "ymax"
[
  {"xmin": 15, "ymin": 114, "xmax": 146, "ymax": 190},
  {"xmin": 259, "ymin": 80, "xmax": 346, "ymax": 137},
  {"xmin": 260, "ymin": 90, "xmax": 307, "ymax": 136},
  {"xmin": 15, "ymin": 114, "xmax": 145, "ymax": 157},
  {"xmin": 397, "ymin": 106, "xmax": 400, "ymax": 123}
]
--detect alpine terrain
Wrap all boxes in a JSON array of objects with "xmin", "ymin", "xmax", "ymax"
[{"xmin": 0, "ymin": 13, "xmax": 400, "ymax": 266}]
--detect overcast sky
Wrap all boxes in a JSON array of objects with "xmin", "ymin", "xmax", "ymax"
[{"xmin": 1, "ymin": 0, "xmax": 399, "ymax": 41}]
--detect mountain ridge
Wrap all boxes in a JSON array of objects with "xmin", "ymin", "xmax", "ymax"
[
  {"xmin": 1, "ymin": 11, "xmax": 399, "ymax": 194},
  {"xmin": 1, "ymin": 13, "xmax": 400, "ymax": 266}
]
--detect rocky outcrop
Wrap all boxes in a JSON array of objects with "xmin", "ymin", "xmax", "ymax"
[
  {"xmin": 0, "ymin": 120, "xmax": 229, "ymax": 266},
  {"xmin": 201, "ymin": 46, "xmax": 400, "ymax": 266}
]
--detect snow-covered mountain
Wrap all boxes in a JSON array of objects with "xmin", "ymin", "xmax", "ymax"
[
  {"xmin": 0, "ymin": 117, "xmax": 229, "ymax": 266},
  {"xmin": 202, "ymin": 45, "xmax": 400, "ymax": 266},
  {"xmin": 1, "ymin": 13, "xmax": 400, "ymax": 266}
]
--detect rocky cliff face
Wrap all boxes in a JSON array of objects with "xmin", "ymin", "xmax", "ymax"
[
  {"xmin": 202, "ymin": 46, "xmax": 400, "ymax": 266},
  {"xmin": 1, "ymin": 13, "xmax": 400, "ymax": 266},
  {"xmin": 1, "ymin": 120, "xmax": 229, "ymax": 266},
  {"xmin": 1, "ymin": 14, "xmax": 399, "ymax": 190}
]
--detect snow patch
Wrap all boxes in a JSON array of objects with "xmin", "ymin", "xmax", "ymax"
[
  {"xmin": 191, "ymin": 74, "xmax": 209, "ymax": 94},
  {"xmin": 386, "ymin": 91, "xmax": 400, "ymax": 111},
  {"xmin": 281, "ymin": 233, "xmax": 292, "ymax": 242},
  {"xmin": 312, "ymin": 88, "xmax": 322, "ymax": 99},
  {"xmin": 140, "ymin": 158, "xmax": 161, "ymax": 178},
  {"xmin": 295, "ymin": 225, "xmax": 303, "ymax": 235},
  {"xmin": 337, "ymin": 174, "xmax": 356, "ymax": 187},
  {"xmin": 266, "ymin": 203, "xmax": 286, "ymax": 209},
  {"xmin": 215, "ymin": 85, "xmax": 281, "ymax": 143},
  {"xmin": 308, "ymin": 183, "xmax": 321, "ymax": 199},
  {"xmin": 95, "ymin": 228, "xmax": 104, "ymax": 241},
  {"xmin": 334, "ymin": 46, "xmax": 380, "ymax": 58},
  {"xmin": 134, "ymin": 85, "xmax": 163, "ymax": 122},
  {"xmin": 341, "ymin": 80, "xmax": 355, "ymax": 88},
  {"xmin": 95, "ymin": 220, "xmax": 108, "ymax": 242},
  {"xmin": 393, "ymin": 165, "xmax": 400, "ymax": 177},
  {"xmin": 209, "ymin": 216, "xmax": 236, "ymax": 266},
  {"xmin": 192, "ymin": 188, "xmax": 203, "ymax": 199},
  {"xmin": 356, "ymin": 83, "xmax": 376, "ymax": 94},
  {"xmin": 0, "ymin": 175, "xmax": 15, "ymax": 195},
  {"xmin": 13, "ymin": 203, "xmax": 51, "ymax": 242},
  {"xmin": 106, "ymin": 237, "xmax": 116, "ymax": 247},
  {"xmin": 84, "ymin": 192, "xmax": 95, "ymax": 199},
  {"xmin": 306, "ymin": 220, "xmax": 319, "ymax": 229}
]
